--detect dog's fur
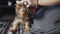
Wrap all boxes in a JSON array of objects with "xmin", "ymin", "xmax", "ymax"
[{"xmin": 10, "ymin": 3, "xmax": 34, "ymax": 32}]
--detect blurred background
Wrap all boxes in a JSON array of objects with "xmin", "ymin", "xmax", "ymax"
[
  {"xmin": 0, "ymin": 0, "xmax": 16, "ymax": 20},
  {"xmin": 0, "ymin": 0, "xmax": 16, "ymax": 34}
]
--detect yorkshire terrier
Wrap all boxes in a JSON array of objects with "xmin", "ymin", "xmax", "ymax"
[{"xmin": 9, "ymin": 1, "xmax": 34, "ymax": 32}]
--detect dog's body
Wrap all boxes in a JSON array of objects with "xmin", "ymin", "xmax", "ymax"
[{"xmin": 10, "ymin": 2, "xmax": 34, "ymax": 32}]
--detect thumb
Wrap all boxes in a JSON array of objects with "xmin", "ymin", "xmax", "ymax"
[{"xmin": 16, "ymin": 1, "xmax": 24, "ymax": 5}]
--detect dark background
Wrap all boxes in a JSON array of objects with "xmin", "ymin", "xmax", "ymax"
[
  {"xmin": 0, "ymin": 0, "xmax": 16, "ymax": 20},
  {"xmin": 0, "ymin": 0, "xmax": 16, "ymax": 15},
  {"xmin": 0, "ymin": 0, "xmax": 16, "ymax": 33}
]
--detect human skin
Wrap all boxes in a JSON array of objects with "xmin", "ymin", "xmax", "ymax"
[
  {"xmin": 38, "ymin": 0, "xmax": 60, "ymax": 6},
  {"xmin": 16, "ymin": 0, "xmax": 60, "ymax": 6}
]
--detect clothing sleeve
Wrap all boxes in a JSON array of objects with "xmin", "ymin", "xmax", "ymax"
[
  {"xmin": 42, "ymin": 8, "xmax": 60, "ymax": 23},
  {"xmin": 31, "ymin": 6, "xmax": 60, "ymax": 32},
  {"xmin": 39, "ymin": 8, "xmax": 60, "ymax": 30}
]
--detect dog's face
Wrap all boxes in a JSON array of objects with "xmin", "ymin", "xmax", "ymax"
[
  {"xmin": 16, "ymin": 4, "xmax": 34, "ymax": 19},
  {"xmin": 16, "ymin": 4, "xmax": 29, "ymax": 19}
]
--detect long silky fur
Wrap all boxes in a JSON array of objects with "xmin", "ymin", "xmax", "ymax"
[{"xmin": 10, "ymin": 2, "xmax": 34, "ymax": 32}]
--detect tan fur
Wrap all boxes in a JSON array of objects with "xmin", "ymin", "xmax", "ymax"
[{"xmin": 10, "ymin": 2, "xmax": 34, "ymax": 32}]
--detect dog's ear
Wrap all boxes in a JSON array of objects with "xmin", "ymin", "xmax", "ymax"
[
  {"xmin": 16, "ymin": 4, "xmax": 22, "ymax": 14},
  {"xmin": 16, "ymin": 4, "xmax": 26, "ymax": 14}
]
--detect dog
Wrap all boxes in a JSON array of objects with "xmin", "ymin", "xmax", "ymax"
[{"xmin": 10, "ymin": 1, "xmax": 34, "ymax": 32}]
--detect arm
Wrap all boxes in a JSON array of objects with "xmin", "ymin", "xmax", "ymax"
[
  {"xmin": 38, "ymin": 0, "xmax": 60, "ymax": 6},
  {"xmin": 16, "ymin": 0, "xmax": 60, "ymax": 7}
]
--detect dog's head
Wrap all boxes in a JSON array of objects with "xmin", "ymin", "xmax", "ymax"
[{"xmin": 16, "ymin": 3, "xmax": 34, "ymax": 19}]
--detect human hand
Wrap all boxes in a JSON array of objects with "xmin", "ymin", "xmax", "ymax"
[{"xmin": 16, "ymin": 0, "xmax": 32, "ymax": 7}]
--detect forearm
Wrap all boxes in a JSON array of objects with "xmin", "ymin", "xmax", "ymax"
[{"xmin": 38, "ymin": 0, "xmax": 60, "ymax": 6}]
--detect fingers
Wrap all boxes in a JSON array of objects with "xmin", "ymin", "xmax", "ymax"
[
  {"xmin": 16, "ymin": 1, "xmax": 32, "ymax": 7},
  {"xmin": 16, "ymin": 1, "xmax": 23, "ymax": 5}
]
